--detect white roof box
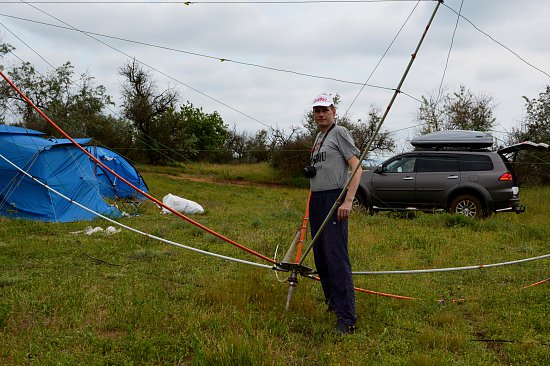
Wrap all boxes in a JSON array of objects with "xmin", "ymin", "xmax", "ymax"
[{"xmin": 411, "ymin": 130, "xmax": 494, "ymax": 148}]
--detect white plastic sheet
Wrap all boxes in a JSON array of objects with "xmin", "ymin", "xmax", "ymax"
[
  {"xmin": 70, "ymin": 226, "xmax": 121, "ymax": 235},
  {"xmin": 161, "ymin": 193, "xmax": 204, "ymax": 215}
]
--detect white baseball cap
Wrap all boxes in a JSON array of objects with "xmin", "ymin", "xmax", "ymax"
[{"xmin": 312, "ymin": 93, "xmax": 333, "ymax": 107}]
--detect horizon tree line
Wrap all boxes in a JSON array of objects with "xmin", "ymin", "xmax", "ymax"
[{"xmin": 1, "ymin": 40, "xmax": 548, "ymax": 184}]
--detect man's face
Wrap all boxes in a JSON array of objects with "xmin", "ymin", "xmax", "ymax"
[{"xmin": 312, "ymin": 106, "xmax": 336, "ymax": 130}]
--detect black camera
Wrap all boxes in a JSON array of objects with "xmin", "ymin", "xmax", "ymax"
[{"xmin": 303, "ymin": 165, "xmax": 317, "ymax": 178}]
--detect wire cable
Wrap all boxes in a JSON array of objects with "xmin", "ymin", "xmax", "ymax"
[
  {"xmin": 353, "ymin": 254, "xmax": 550, "ymax": 275},
  {"xmin": 0, "ymin": 12, "xmax": 394, "ymax": 92},
  {"xmin": 343, "ymin": 0, "xmax": 421, "ymax": 117},
  {"xmin": 299, "ymin": 0, "xmax": 443, "ymax": 266},
  {"xmin": 5, "ymin": 48, "xmax": 191, "ymax": 166},
  {"xmin": 1, "ymin": 69, "xmax": 277, "ymax": 264},
  {"xmin": 0, "ymin": 20, "xmax": 56, "ymax": 69},
  {"xmin": 12, "ymin": 1, "xmax": 276, "ymax": 132},
  {"xmin": 0, "ymin": 1, "xmax": 436, "ymax": 4},
  {"xmin": 0, "ymin": 150, "xmax": 274, "ymax": 270},
  {"xmin": 435, "ymin": 0, "xmax": 463, "ymax": 105},
  {"xmin": 1, "ymin": 21, "xmax": 211, "ymax": 166},
  {"xmin": 442, "ymin": 2, "xmax": 550, "ymax": 79}
]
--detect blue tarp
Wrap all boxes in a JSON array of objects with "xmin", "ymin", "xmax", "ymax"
[
  {"xmin": 0, "ymin": 125, "xmax": 148, "ymax": 222},
  {"xmin": 85, "ymin": 145, "xmax": 149, "ymax": 200}
]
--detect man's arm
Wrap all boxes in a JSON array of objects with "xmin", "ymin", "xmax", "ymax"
[{"xmin": 337, "ymin": 155, "xmax": 362, "ymax": 221}]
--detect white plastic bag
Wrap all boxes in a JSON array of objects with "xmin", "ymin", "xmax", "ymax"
[
  {"xmin": 161, "ymin": 193, "xmax": 204, "ymax": 215},
  {"xmin": 70, "ymin": 226, "xmax": 121, "ymax": 235}
]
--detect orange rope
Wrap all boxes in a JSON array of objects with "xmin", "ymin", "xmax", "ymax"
[
  {"xmin": 522, "ymin": 278, "xmax": 549, "ymax": 289},
  {"xmin": 0, "ymin": 70, "xmax": 275, "ymax": 265},
  {"xmin": 305, "ymin": 275, "xmax": 416, "ymax": 300}
]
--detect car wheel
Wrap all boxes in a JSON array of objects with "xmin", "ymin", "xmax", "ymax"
[
  {"xmin": 450, "ymin": 194, "xmax": 485, "ymax": 219},
  {"xmin": 352, "ymin": 193, "xmax": 364, "ymax": 208},
  {"xmin": 353, "ymin": 193, "xmax": 373, "ymax": 214}
]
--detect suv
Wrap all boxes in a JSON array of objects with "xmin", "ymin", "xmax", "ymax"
[{"xmin": 355, "ymin": 130, "xmax": 547, "ymax": 218}]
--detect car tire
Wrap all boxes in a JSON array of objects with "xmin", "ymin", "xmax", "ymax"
[
  {"xmin": 450, "ymin": 194, "xmax": 486, "ymax": 219},
  {"xmin": 353, "ymin": 192, "xmax": 373, "ymax": 214},
  {"xmin": 352, "ymin": 193, "xmax": 365, "ymax": 209}
]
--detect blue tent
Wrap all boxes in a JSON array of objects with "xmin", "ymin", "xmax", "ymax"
[
  {"xmin": 0, "ymin": 125, "xmax": 148, "ymax": 222},
  {"xmin": 85, "ymin": 145, "xmax": 149, "ymax": 201}
]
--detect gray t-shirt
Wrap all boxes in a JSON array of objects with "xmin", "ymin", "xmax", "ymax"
[{"xmin": 310, "ymin": 125, "xmax": 360, "ymax": 192}]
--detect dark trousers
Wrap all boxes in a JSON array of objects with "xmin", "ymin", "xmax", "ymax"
[{"xmin": 310, "ymin": 189, "xmax": 356, "ymax": 325}]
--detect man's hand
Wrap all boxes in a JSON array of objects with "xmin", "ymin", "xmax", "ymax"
[{"xmin": 337, "ymin": 200, "xmax": 353, "ymax": 221}]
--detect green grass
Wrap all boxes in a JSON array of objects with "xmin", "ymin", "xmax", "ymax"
[
  {"xmin": 139, "ymin": 162, "xmax": 310, "ymax": 188},
  {"xmin": 139, "ymin": 162, "xmax": 282, "ymax": 184},
  {"xmin": 0, "ymin": 166, "xmax": 548, "ymax": 365}
]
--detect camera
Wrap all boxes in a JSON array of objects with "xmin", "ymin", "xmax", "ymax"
[{"xmin": 303, "ymin": 165, "xmax": 317, "ymax": 178}]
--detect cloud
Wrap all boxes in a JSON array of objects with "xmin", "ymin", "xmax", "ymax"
[{"xmin": 1, "ymin": 0, "xmax": 549, "ymax": 141}]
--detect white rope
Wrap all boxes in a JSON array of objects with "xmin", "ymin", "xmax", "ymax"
[
  {"xmin": 0, "ymin": 150, "xmax": 39, "ymax": 209},
  {"xmin": 353, "ymin": 254, "xmax": 550, "ymax": 275},
  {"xmin": 0, "ymin": 152, "xmax": 273, "ymax": 270},
  {"xmin": 5, "ymin": 149, "xmax": 547, "ymax": 276}
]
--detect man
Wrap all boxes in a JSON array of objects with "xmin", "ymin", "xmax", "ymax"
[{"xmin": 307, "ymin": 93, "xmax": 362, "ymax": 335}]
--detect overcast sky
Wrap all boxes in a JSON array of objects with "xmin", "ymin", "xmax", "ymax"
[{"xmin": 1, "ymin": 0, "xmax": 549, "ymax": 155}]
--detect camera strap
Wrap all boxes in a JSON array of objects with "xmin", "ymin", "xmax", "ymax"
[{"xmin": 310, "ymin": 123, "xmax": 335, "ymax": 165}]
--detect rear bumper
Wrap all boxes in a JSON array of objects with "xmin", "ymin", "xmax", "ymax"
[{"xmin": 493, "ymin": 197, "xmax": 525, "ymax": 214}]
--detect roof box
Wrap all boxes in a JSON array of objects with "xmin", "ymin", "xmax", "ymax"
[{"xmin": 411, "ymin": 130, "xmax": 494, "ymax": 148}]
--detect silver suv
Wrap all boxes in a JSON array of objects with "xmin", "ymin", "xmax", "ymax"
[{"xmin": 355, "ymin": 130, "xmax": 546, "ymax": 218}]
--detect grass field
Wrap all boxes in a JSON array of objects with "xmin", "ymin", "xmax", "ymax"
[{"xmin": 1, "ymin": 164, "xmax": 548, "ymax": 365}]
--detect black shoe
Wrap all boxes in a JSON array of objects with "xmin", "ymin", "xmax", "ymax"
[{"xmin": 335, "ymin": 323, "xmax": 356, "ymax": 335}]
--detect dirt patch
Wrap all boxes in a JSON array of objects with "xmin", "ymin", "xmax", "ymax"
[{"xmin": 157, "ymin": 173, "xmax": 292, "ymax": 189}]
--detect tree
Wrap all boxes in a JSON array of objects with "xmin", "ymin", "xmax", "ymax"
[
  {"xmin": 1, "ymin": 45, "xmax": 135, "ymax": 156},
  {"xmin": 119, "ymin": 59, "xmax": 178, "ymax": 164},
  {"xmin": 445, "ymin": 85, "xmax": 495, "ymax": 131},
  {"xmin": 416, "ymin": 94, "xmax": 446, "ymax": 135},
  {"xmin": 148, "ymin": 106, "xmax": 199, "ymax": 164},
  {"xmin": 1, "ymin": 60, "xmax": 114, "ymax": 138},
  {"xmin": 0, "ymin": 40, "xmax": 15, "ymax": 124},
  {"xmin": 86, "ymin": 115, "xmax": 136, "ymax": 159},
  {"xmin": 416, "ymin": 85, "xmax": 496, "ymax": 133},
  {"xmin": 269, "ymin": 125, "xmax": 309, "ymax": 179},
  {"xmin": 338, "ymin": 106, "xmax": 396, "ymax": 154},
  {"xmin": 246, "ymin": 129, "xmax": 270, "ymax": 163},
  {"xmin": 0, "ymin": 40, "xmax": 14, "ymax": 66},
  {"xmin": 512, "ymin": 86, "xmax": 550, "ymax": 143},
  {"xmin": 181, "ymin": 102, "xmax": 227, "ymax": 161},
  {"xmin": 131, "ymin": 100, "xmax": 227, "ymax": 164},
  {"xmin": 223, "ymin": 124, "xmax": 248, "ymax": 162},
  {"xmin": 223, "ymin": 127, "xmax": 270, "ymax": 163},
  {"xmin": 509, "ymin": 86, "xmax": 550, "ymax": 185}
]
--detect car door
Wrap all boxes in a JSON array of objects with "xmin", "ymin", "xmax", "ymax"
[
  {"xmin": 414, "ymin": 153, "xmax": 459, "ymax": 208},
  {"xmin": 369, "ymin": 154, "xmax": 417, "ymax": 208},
  {"xmin": 497, "ymin": 141, "xmax": 550, "ymax": 185}
]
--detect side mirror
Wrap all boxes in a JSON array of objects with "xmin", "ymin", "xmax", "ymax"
[{"xmin": 374, "ymin": 164, "xmax": 384, "ymax": 174}]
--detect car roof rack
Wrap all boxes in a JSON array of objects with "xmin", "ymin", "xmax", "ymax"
[
  {"xmin": 413, "ymin": 146, "xmax": 491, "ymax": 152},
  {"xmin": 411, "ymin": 130, "xmax": 494, "ymax": 150}
]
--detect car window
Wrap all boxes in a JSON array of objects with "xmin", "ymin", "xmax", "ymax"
[
  {"xmin": 459, "ymin": 154, "xmax": 494, "ymax": 171},
  {"xmin": 384, "ymin": 156, "xmax": 416, "ymax": 173},
  {"xmin": 417, "ymin": 154, "xmax": 458, "ymax": 172}
]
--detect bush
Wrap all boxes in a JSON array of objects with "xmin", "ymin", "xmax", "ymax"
[{"xmin": 270, "ymin": 136, "xmax": 311, "ymax": 179}]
